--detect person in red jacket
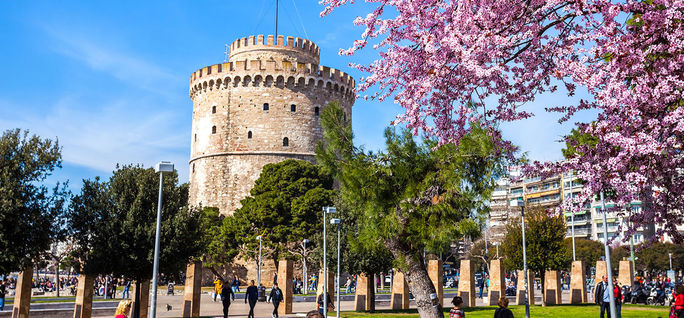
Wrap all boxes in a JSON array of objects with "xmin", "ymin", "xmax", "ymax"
[{"xmin": 672, "ymin": 284, "xmax": 684, "ymax": 318}]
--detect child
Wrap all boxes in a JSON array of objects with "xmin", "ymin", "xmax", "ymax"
[{"xmin": 450, "ymin": 296, "xmax": 465, "ymax": 318}]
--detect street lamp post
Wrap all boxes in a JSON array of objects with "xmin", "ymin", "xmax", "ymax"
[
  {"xmin": 303, "ymin": 239, "xmax": 310, "ymax": 294},
  {"xmin": 257, "ymin": 235, "xmax": 263, "ymax": 286},
  {"xmin": 331, "ymin": 218, "xmax": 342, "ymax": 318},
  {"xmin": 510, "ymin": 198, "xmax": 530, "ymax": 318},
  {"xmin": 669, "ymin": 253, "xmax": 673, "ymax": 271},
  {"xmin": 600, "ymin": 191, "xmax": 618, "ymax": 318},
  {"xmin": 323, "ymin": 206, "xmax": 336, "ymax": 318},
  {"xmin": 494, "ymin": 242, "xmax": 500, "ymax": 259},
  {"xmin": 571, "ymin": 211, "xmax": 576, "ymax": 261},
  {"xmin": 150, "ymin": 161, "xmax": 174, "ymax": 318}
]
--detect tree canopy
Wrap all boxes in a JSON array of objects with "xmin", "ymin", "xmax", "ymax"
[
  {"xmin": 225, "ymin": 159, "xmax": 335, "ymax": 267},
  {"xmin": 316, "ymin": 102, "xmax": 503, "ymax": 318},
  {"xmin": 0, "ymin": 128, "xmax": 68, "ymax": 275}
]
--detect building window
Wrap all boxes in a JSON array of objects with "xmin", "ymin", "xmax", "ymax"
[
  {"xmin": 248, "ymin": 131, "xmax": 252, "ymax": 139},
  {"xmin": 192, "ymin": 163, "xmax": 195, "ymax": 173},
  {"xmin": 263, "ymin": 103, "xmax": 269, "ymax": 111},
  {"xmin": 212, "ymin": 126, "xmax": 216, "ymax": 134},
  {"xmin": 212, "ymin": 106, "xmax": 216, "ymax": 114},
  {"xmin": 283, "ymin": 137, "xmax": 289, "ymax": 147},
  {"xmin": 291, "ymin": 104, "xmax": 296, "ymax": 112},
  {"xmin": 315, "ymin": 107, "xmax": 320, "ymax": 116},
  {"xmin": 194, "ymin": 134, "xmax": 197, "ymax": 142}
]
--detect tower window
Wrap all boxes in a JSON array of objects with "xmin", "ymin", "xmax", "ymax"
[
  {"xmin": 290, "ymin": 104, "xmax": 296, "ymax": 113},
  {"xmin": 314, "ymin": 107, "xmax": 320, "ymax": 116},
  {"xmin": 263, "ymin": 103, "xmax": 269, "ymax": 111},
  {"xmin": 248, "ymin": 131, "xmax": 252, "ymax": 139},
  {"xmin": 283, "ymin": 137, "xmax": 289, "ymax": 147},
  {"xmin": 194, "ymin": 134, "xmax": 197, "ymax": 141},
  {"xmin": 212, "ymin": 106, "xmax": 216, "ymax": 114},
  {"xmin": 212, "ymin": 126, "xmax": 216, "ymax": 134},
  {"xmin": 192, "ymin": 163, "xmax": 195, "ymax": 173}
]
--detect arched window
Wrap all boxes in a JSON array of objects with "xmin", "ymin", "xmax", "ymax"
[
  {"xmin": 283, "ymin": 137, "xmax": 289, "ymax": 147},
  {"xmin": 248, "ymin": 131, "xmax": 252, "ymax": 139},
  {"xmin": 314, "ymin": 107, "xmax": 320, "ymax": 116},
  {"xmin": 263, "ymin": 103, "xmax": 269, "ymax": 111},
  {"xmin": 212, "ymin": 126, "xmax": 216, "ymax": 134},
  {"xmin": 290, "ymin": 104, "xmax": 296, "ymax": 113},
  {"xmin": 212, "ymin": 106, "xmax": 216, "ymax": 114}
]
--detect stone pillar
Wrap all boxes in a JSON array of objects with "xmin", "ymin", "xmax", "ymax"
[
  {"xmin": 11, "ymin": 267, "xmax": 32, "ymax": 318},
  {"xmin": 73, "ymin": 274, "xmax": 95, "ymax": 318},
  {"xmin": 354, "ymin": 273, "xmax": 373, "ymax": 311},
  {"xmin": 544, "ymin": 270, "xmax": 562, "ymax": 305},
  {"xmin": 594, "ymin": 260, "xmax": 607, "ymax": 302},
  {"xmin": 380, "ymin": 272, "xmax": 385, "ymax": 290},
  {"xmin": 516, "ymin": 270, "xmax": 535, "ymax": 305},
  {"xmin": 570, "ymin": 261, "xmax": 587, "ymax": 303},
  {"xmin": 317, "ymin": 269, "xmax": 335, "ymax": 305},
  {"xmin": 457, "ymin": 260, "xmax": 476, "ymax": 307},
  {"xmin": 618, "ymin": 260, "xmax": 634, "ymax": 288},
  {"xmin": 427, "ymin": 260, "xmax": 443, "ymax": 306},
  {"xmin": 277, "ymin": 259, "xmax": 294, "ymax": 315},
  {"xmin": 390, "ymin": 269, "xmax": 409, "ymax": 310},
  {"xmin": 488, "ymin": 260, "xmax": 505, "ymax": 306},
  {"xmin": 130, "ymin": 280, "xmax": 150, "ymax": 318},
  {"xmin": 182, "ymin": 261, "xmax": 202, "ymax": 317}
]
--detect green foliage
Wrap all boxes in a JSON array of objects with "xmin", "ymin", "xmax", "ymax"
[
  {"xmin": 225, "ymin": 159, "xmax": 335, "ymax": 265},
  {"xmin": 68, "ymin": 165, "xmax": 204, "ymax": 280},
  {"xmin": 316, "ymin": 102, "xmax": 505, "ymax": 275},
  {"xmin": 0, "ymin": 128, "xmax": 68, "ymax": 275},
  {"xmin": 469, "ymin": 239, "xmax": 496, "ymax": 273},
  {"xmin": 563, "ymin": 237, "xmax": 605, "ymax": 270},
  {"xmin": 501, "ymin": 205, "xmax": 570, "ymax": 274},
  {"xmin": 562, "ymin": 127, "xmax": 600, "ymax": 159},
  {"xmin": 634, "ymin": 242, "xmax": 684, "ymax": 271}
]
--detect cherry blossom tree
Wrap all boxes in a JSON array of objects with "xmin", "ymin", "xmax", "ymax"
[{"xmin": 321, "ymin": 0, "xmax": 684, "ymax": 243}]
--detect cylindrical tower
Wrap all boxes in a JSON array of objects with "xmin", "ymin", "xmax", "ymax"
[{"xmin": 188, "ymin": 34, "xmax": 355, "ymax": 216}]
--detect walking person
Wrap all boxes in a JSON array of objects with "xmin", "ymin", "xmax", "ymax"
[
  {"xmin": 213, "ymin": 276, "xmax": 223, "ymax": 302},
  {"xmin": 493, "ymin": 297, "xmax": 514, "ymax": 318},
  {"xmin": 478, "ymin": 277, "xmax": 485, "ymax": 298},
  {"xmin": 268, "ymin": 282, "xmax": 284, "ymax": 318},
  {"xmin": 612, "ymin": 278, "xmax": 622, "ymax": 318},
  {"xmin": 221, "ymin": 279, "xmax": 235, "ymax": 318},
  {"xmin": 671, "ymin": 284, "xmax": 684, "ymax": 318},
  {"xmin": 449, "ymin": 296, "xmax": 465, "ymax": 318},
  {"xmin": 595, "ymin": 276, "xmax": 609, "ymax": 318},
  {"xmin": 245, "ymin": 280, "xmax": 259, "ymax": 318},
  {"xmin": 232, "ymin": 274, "xmax": 240, "ymax": 292},
  {"xmin": 0, "ymin": 279, "xmax": 6, "ymax": 311},
  {"xmin": 317, "ymin": 291, "xmax": 335, "ymax": 316},
  {"xmin": 345, "ymin": 276, "xmax": 352, "ymax": 294}
]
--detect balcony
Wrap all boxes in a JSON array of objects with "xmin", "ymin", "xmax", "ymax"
[{"xmin": 567, "ymin": 228, "xmax": 591, "ymax": 237}]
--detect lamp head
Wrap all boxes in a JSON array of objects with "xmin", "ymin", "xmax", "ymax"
[
  {"xmin": 509, "ymin": 198, "xmax": 524, "ymax": 207},
  {"xmin": 155, "ymin": 161, "xmax": 174, "ymax": 173},
  {"xmin": 330, "ymin": 218, "xmax": 342, "ymax": 224}
]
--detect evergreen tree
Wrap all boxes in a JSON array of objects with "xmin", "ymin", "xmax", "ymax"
[{"xmin": 316, "ymin": 102, "xmax": 505, "ymax": 318}]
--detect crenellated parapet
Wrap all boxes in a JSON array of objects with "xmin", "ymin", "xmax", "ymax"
[
  {"xmin": 229, "ymin": 34, "xmax": 320, "ymax": 64},
  {"xmin": 188, "ymin": 59, "xmax": 356, "ymax": 101}
]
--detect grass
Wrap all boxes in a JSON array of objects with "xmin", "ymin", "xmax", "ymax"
[{"xmin": 339, "ymin": 304, "xmax": 670, "ymax": 318}]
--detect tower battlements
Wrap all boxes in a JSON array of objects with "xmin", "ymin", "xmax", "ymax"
[{"xmin": 229, "ymin": 35, "xmax": 320, "ymax": 64}]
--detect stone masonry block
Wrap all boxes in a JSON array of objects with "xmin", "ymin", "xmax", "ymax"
[
  {"xmin": 570, "ymin": 260, "xmax": 587, "ymax": 304},
  {"xmin": 277, "ymin": 259, "xmax": 294, "ymax": 315},
  {"xmin": 12, "ymin": 267, "xmax": 32, "ymax": 318},
  {"xmin": 544, "ymin": 270, "xmax": 562, "ymax": 305},
  {"xmin": 516, "ymin": 270, "xmax": 535, "ymax": 306},
  {"xmin": 182, "ymin": 261, "xmax": 202, "ymax": 317},
  {"xmin": 458, "ymin": 260, "xmax": 476, "ymax": 308},
  {"xmin": 428, "ymin": 260, "xmax": 444, "ymax": 306},
  {"xmin": 488, "ymin": 260, "xmax": 505, "ymax": 306},
  {"xmin": 618, "ymin": 260, "xmax": 634, "ymax": 288},
  {"xmin": 391, "ymin": 270, "xmax": 410, "ymax": 310},
  {"xmin": 354, "ymin": 273, "xmax": 373, "ymax": 311},
  {"xmin": 73, "ymin": 274, "xmax": 94, "ymax": 318}
]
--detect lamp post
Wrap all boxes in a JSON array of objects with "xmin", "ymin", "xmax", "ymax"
[
  {"xmin": 331, "ymin": 218, "xmax": 342, "ymax": 318},
  {"xmin": 571, "ymin": 211, "xmax": 576, "ymax": 261},
  {"xmin": 493, "ymin": 242, "xmax": 500, "ymax": 259},
  {"xmin": 600, "ymin": 191, "xmax": 617, "ymax": 318},
  {"xmin": 323, "ymin": 206, "xmax": 336, "ymax": 317},
  {"xmin": 257, "ymin": 235, "xmax": 263, "ymax": 286},
  {"xmin": 669, "ymin": 253, "xmax": 673, "ymax": 271},
  {"xmin": 510, "ymin": 198, "xmax": 529, "ymax": 318},
  {"xmin": 150, "ymin": 161, "xmax": 174, "ymax": 318},
  {"xmin": 303, "ymin": 239, "xmax": 310, "ymax": 294},
  {"xmin": 629, "ymin": 204, "xmax": 636, "ymax": 277}
]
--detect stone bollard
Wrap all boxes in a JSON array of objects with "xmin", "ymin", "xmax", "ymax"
[
  {"xmin": 277, "ymin": 259, "xmax": 294, "ymax": 315},
  {"xmin": 428, "ymin": 260, "xmax": 444, "ymax": 306},
  {"xmin": 73, "ymin": 274, "xmax": 95, "ymax": 318},
  {"xmin": 516, "ymin": 270, "xmax": 535, "ymax": 306},
  {"xmin": 618, "ymin": 260, "xmax": 634, "ymax": 288},
  {"xmin": 12, "ymin": 267, "xmax": 33, "ymax": 318},
  {"xmin": 594, "ymin": 261, "xmax": 607, "ymax": 302},
  {"xmin": 182, "ymin": 261, "xmax": 202, "ymax": 317},
  {"xmin": 544, "ymin": 270, "xmax": 562, "ymax": 305},
  {"xmin": 354, "ymin": 273, "xmax": 373, "ymax": 311},
  {"xmin": 390, "ymin": 270, "xmax": 410, "ymax": 310},
  {"xmin": 317, "ymin": 269, "xmax": 335, "ymax": 313},
  {"xmin": 457, "ymin": 260, "xmax": 476, "ymax": 307},
  {"xmin": 488, "ymin": 260, "xmax": 505, "ymax": 305},
  {"xmin": 570, "ymin": 261, "xmax": 587, "ymax": 303},
  {"xmin": 129, "ymin": 280, "xmax": 150, "ymax": 318}
]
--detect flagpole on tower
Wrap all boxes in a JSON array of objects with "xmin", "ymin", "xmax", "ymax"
[{"xmin": 275, "ymin": 0, "xmax": 279, "ymax": 40}]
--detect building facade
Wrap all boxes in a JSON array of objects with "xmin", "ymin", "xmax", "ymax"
[{"xmin": 188, "ymin": 34, "xmax": 355, "ymax": 216}]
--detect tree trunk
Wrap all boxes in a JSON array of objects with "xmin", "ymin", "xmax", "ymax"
[
  {"xmin": 387, "ymin": 239, "xmax": 442, "ymax": 318},
  {"xmin": 55, "ymin": 260, "xmax": 60, "ymax": 297},
  {"xmin": 209, "ymin": 267, "xmax": 224, "ymax": 282},
  {"xmin": 369, "ymin": 271, "xmax": 376, "ymax": 313},
  {"xmin": 540, "ymin": 271, "xmax": 546, "ymax": 307},
  {"xmin": 132, "ymin": 281, "xmax": 141, "ymax": 318}
]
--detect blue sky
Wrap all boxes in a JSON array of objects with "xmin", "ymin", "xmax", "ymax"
[{"xmin": 0, "ymin": 0, "xmax": 595, "ymax": 190}]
